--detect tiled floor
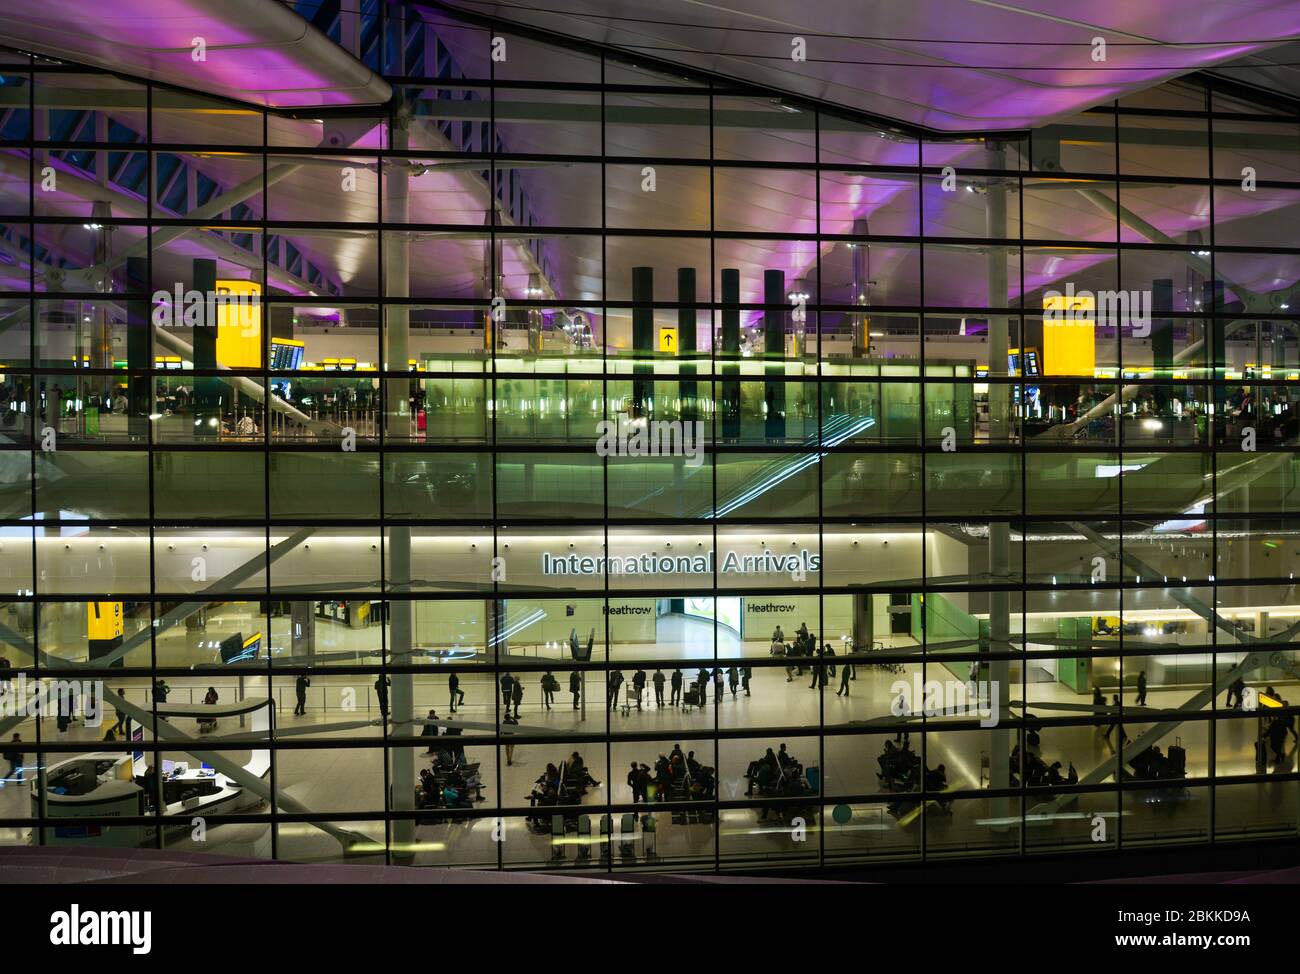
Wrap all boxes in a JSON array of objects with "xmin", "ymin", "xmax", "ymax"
[{"xmin": 2, "ymin": 609, "xmax": 1296, "ymax": 869}]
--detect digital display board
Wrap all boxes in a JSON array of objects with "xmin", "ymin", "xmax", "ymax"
[
  {"xmin": 270, "ymin": 338, "xmax": 305, "ymax": 371},
  {"xmin": 682, "ymin": 597, "xmax": 742, "ymax": 635}
]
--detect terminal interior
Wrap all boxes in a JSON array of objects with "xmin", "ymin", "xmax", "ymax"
[{"xmin": 0, "ymin": 0, "xmax": 1300, "ymax": 871}]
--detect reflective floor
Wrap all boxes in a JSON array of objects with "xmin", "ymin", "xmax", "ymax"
[{"xmin": 3, "ymin": 609, "xmax": 1294, "ymax": 869}]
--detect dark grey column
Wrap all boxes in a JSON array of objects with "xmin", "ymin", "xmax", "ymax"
[
  {"xmin": 632, "ymin": 266, "xmax": 654, "ymax": 417},
  {"xmin": 720, "ymin": 268, "xmax": 740, "ymax": 440},
  {"xmin": 125, "ymin": 256, "xmax": 150, "ymax": 440},
  {"xmin": 191, "ymin": 258, "xmax": 218, "ymax": 439},
  {"xmin": 764, "ymin": 269, "xmax": 786, "ymax": 440},
  {"xmin": 678, "ymin": 267, "xmax": 697, "ymax": 424}
]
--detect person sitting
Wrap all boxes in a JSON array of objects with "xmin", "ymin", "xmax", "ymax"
[
  {"xmin": 753, "ymin": 761, "xmax": 777, "ymax": 796},
  {"xmin": 878, "ymin": 740, "xmax": 901, "ymax": 785},
  {"xmin": 418, "ymin": 768, "xmax": 443, "ymax": 809},
  {"xmin": 692, "ymin": 762, "xmax": 716, "ymax": 800},
  {"xmin": 686, "ymin": 750, "xmax": 703, "ymax": 777},
  {"xmin": 925, "ymin": 763, "xmax": 953, "ymax": 812},
  {"xmin": 440, "ymin": 768, "xmax": 472, "ymax": 809},
  {"xmin": 526, "ymin": 784, "xmax": 560, "ymax": 828},
  {"xmin": 539, "ymin": 763, "xmax": 562, "ymax": 791},
  {"xmin": 566, "ymin": 752, "xmax": 601, "ymax": 791},
  {"xmin": 777, "ymin": 743, "xmax": 794, "ymax": 769}
]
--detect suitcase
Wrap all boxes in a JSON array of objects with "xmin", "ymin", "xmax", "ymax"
[
  {"xmin": 684, "ymin": 689, "xmax": 701, "ymax": 707},
  {"xmin": 1167, "ymin": 739, "xmax": 1187, "ymax": 776}
]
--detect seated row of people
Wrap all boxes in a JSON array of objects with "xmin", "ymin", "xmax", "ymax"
[
  {"xmin": 629, "ymin": 744, "xmax": 716, "ymax": 802},
  {"xmin": 524, "ymin": 753, "xmax": 602, "ymax": 830},
  {"xmin": 1011, "ymin": 743, "xmax": 1079, "ymax": 788},
  {"xmin": 886, "ymin": 764, "xmax": 953, "ymax": 817},
  {"xmin": 877, "ymin": 739, "xmax": 922, "ymax": 790},
  {"xmin": 418, "ymin": 765, "xmax": 479, "ymax": 810},
  {"xmin": 745, "ymin": 743, "xmax": 813, "ymax": 798}
]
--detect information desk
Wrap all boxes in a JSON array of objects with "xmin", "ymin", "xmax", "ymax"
[{"xmin": 33, "ymin": 698, "xmax": 274, "ymax": 846}]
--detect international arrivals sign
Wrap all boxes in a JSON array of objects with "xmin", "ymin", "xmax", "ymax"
[{"xmin": 541, "ymin": 548, "xmax": 821, "ymax": 577}]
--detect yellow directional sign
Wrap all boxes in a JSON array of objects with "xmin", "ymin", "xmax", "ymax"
[
  {"xmin": 87, "ymin": 602, "xmax": 123, "ymax": 640},
  {"xmin": 215, "ymin": 279, "xmax": 262, "ymax": 368},
  {"xmin": 658, "ymin": 326, "xmax": 678, "ymax": 353}
]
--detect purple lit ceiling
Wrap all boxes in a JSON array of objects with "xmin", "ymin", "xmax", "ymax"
[
  {"xmin": 0, "ymin": 0, "xmax": 390, "ymax": 109},
  {"xmin": 443, "ymin": 0, "xmax": 1300, "ymax": 132}
]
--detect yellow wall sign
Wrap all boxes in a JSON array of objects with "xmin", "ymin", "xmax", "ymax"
[
  {"xmin": 215, "ymin": 279, "xmax": 262, "ymax": 368},
  {"xmin": 87, "ymin": 602, "xmax": 123, "ymax": 641},
  {"xmin": 1043, "ymin": 291, "xmax": 1095, "ymax": 377},
  {"xmin": 658, "ymin": 326, "xmax": 678, "ymax": 353}
]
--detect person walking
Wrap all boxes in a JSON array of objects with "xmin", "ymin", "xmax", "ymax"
[
  {"xmin": 569, "ymin": 670, "xmax": 582, "ymax": 709},
  {"xmin": 504, "ymin": 726, "xmax": 517, "ymax": 767},
  {"xmin": 1103, "ymin": 694, "xmax": 1127, "ymax": 750},
  {"xmin": 1227, "ymin": 675, "xmax": 1246, "ymax": 710},
  {"xmin": 3, "ymin": 733, "xmax": 23, "ymax": 782},
  {"xmin": 510, "ymin": 678, "xmax": 524, "ymax": 719},
  {"xmin": 374, "ymin": 675, "xmax": 390, "ymax": 721},
  {"xmin": 152, "ymin": 678, "xmax": 171, "ymax": 723},
  {"xmin": 808, "ymin": 645, "xmax": 829, "ymax": 690},
  {"xmin": 499, "ymin": 672, "xmax": 514, "ymax": 709},
  {"xmin": 670, "ymin": 668, "xmax": 683, "ymax": 707},
  {"xmin": 108, "ymin": 689, "xmax": 127, "ymax": 735},
  {"xmin": 727, "ymin": 666, "xmax": 739, "ymax": 697},
  {"xmin": 837, "ymin": 660, "xmax": 851, "ymax": 696},
  {"xmin": 294, "ymin": 672, "xmax": 310, "ymax": 716},
  {"xmin": 628, "ymin": 761, "xmax": 646, "ymax": 803},
  {"xmin": 713, "ymin": 668, "xmax": 723, "ymax": 705},
  {"xmin": 1135, "ymin": 670, "xmax": 1148, "ymax": 707},
  {"xmin": 449, "ymin": 672, "xmax": 465, "ymax": 712},
  {"xmin": 653, "ymin": 669, "xmax": 666, "ymax": 708},
  {"xmin": 421, "ymin": 709, "xmax": 441, "ymax": 755},
  {"xmin": 741, "ymin": 666, "xmax": 752, "ymax": 697},
  {"xmin": 607, "ymin": 670, "xmax": 624, "ymax": 711},
  {"xmin": 541, "ymin": 671, "xmax": 556, "ymax": 711}
]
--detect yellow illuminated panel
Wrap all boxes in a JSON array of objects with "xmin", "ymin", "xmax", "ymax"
[
  {"xmin": 1043, "ymin": 292, "xmax": 1095, "ymax": 377},
  {"xmin": 658, "ymin": 326, "xmax": 679, "ymax": 353},
  {"xmin": 87, "ymin": 601, "xmax": 123, "ymax": 640},
  {"xmin": 215, "ymin": 279, "xmax": 262, "ymax": 368}
]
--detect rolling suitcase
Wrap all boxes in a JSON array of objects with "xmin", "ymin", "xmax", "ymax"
[{"xmin": 1168, "ymin": 737, "xmax": 1187, "ymax": 777}]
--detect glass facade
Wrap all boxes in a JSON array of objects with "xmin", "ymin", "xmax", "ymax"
[{"xmin": 1, "ymin": 1, "xmax": 1300, "ymax": 871}]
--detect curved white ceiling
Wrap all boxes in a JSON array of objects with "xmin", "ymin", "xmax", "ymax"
[
  {"xmin": 0, "ymin": 0, "xmax": 391, "ymax": 109},
  {"xmin": 444, "ymin": 0, "xmax": 1300, "ymax": 131}
]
